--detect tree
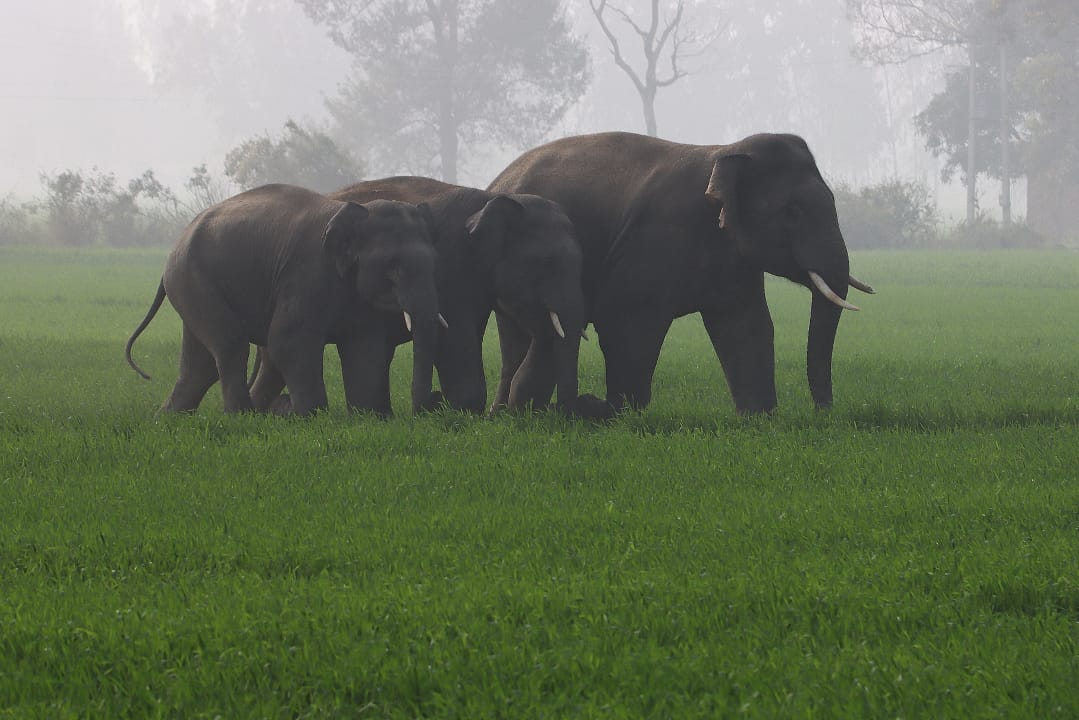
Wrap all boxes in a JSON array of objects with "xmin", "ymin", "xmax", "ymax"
[
  {"xmin": 893, "ymin": 0, "xmax": 1079, "ymax": 240},
  {"xmin": 223, "ymin": 120, "xmax": 365, "ymax": 192},
  {"xmin": 588, "ymin": 0, "xmax": 716, "ymax": 137},
  {"xmin": 297, "ymin": 0, "xmax": 590, "ymax": 183},
  {"xmin": 847, "ymin": 0, "xmax": 987, "ymax": 222}
]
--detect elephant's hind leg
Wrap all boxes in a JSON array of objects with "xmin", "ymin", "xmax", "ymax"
[
  {"xmin": 162, "ymin": 324, "xmax": 218, "ymax": 412},
  {"xmin": 249, "ymin": 347, "xmax": 287, "ymax": 411},
  {"xmin": 167, "ymin": 281, "xmax": 254, "ymax": 413}
]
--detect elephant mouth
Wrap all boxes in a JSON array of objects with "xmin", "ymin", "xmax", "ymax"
[{"xmin": 806, "ymin": 271, "xmax": 876, "ymax": 312}]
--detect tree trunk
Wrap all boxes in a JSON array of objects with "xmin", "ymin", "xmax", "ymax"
[
  {"xmin": 966, "ymin": 53, "xmax": 977, "ymax": 223},
  {"xmin": 642, "ymin": 88, "xmax": 657, "ymax": 137},
  {"xmin": 430, "ymin": 0, "xmax": 459, "ymax": 183},
  {"xmin": 999, "ymin": 42, "xmax": 1011, "ymax": 224},
  {"xmin": 1028, "ymin": 171, "xmax": 1079, "ymax": 247}
]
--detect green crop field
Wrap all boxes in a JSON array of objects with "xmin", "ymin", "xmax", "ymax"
[{"xmin": 1, "ymin": 245, "xmax": 1077, "ymax": 718}]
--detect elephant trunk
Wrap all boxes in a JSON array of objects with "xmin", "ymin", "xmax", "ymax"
[
  {"xmin": 396, "ymin": 279, "xmax": 440, "ymax": 415},
  {"xmin": 796, "ymin": 234, "xmax": 851, "ymax": 410},
  {"xmin": 807, "ymin": 283, "xmax": 844, "ymax": 408},
  {"xmin": 544, "ymin": 295, "xmax": 584, "ymax": 416}
]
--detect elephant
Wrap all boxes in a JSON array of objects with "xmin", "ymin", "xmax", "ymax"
[
  {"xmin": 487, "ymin": 131, "xmax": 874, "ymax": 415},
  {"xmin": 248, "ymin": 176, "xmax": 594, "ymax": 416},
  {"xmin": 125, "ymin": 183, "xmax": 443, "ymax": 416}
]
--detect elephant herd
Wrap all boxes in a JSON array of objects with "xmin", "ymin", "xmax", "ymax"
[{"xmin": 126, "ymin": 130, "xmax": 874, "ymax": 419}]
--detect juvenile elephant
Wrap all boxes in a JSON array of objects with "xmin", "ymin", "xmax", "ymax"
[
  {"xmin": 125, "ymin": 183, "xmax": 442, "ymax": 416},
  {"xmin": 488, "ymin": 131, "xmax": 874, "ymax": 415},
  {"xmin": 249, "ymin": 176, "xmax": 592, "ymax": 416}
]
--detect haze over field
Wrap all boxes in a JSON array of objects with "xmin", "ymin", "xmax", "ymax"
[{"xmin": 2, "ymin": 1, "xmax": 1075, "ymax": 226}]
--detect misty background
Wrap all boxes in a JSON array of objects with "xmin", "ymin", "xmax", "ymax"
[{"xmin": 1, "ymin": 0, "xmax": 1075, "ymax": 248}]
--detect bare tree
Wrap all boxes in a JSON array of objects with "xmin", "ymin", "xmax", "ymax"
[{"xmin": 588, "ymin": 0, "xmax": 716, "ymax": 137}]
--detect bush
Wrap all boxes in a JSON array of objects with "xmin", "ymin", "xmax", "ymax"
[
  {"xmin": 224, "ymin": 119, "xmax": 365, "ymax": 193},
  {"xmin": 36, "ymin": 168, "xmax": 188, "ymax": 247},
  {"xmin": 943, "ymin": 216, "xmax": 1047, "ymax": 249},
  {"xmin": 0, "ymin": 194, "xmax": 40, "ymax": 245},
  {"xmin": 835, "ymin": 179, "xmax": 940, "ymax": 249}
]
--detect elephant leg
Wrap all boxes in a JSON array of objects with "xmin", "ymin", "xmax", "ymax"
[
  {"xmin": 265, "ymin": 319, "xmax": 327, "ymax": 416},
  {"xmin": 337, "ymin": 336, "xmax": 395, "ymax": 416},
  {"xmin": 249, "ymin": 347, "xmax": 287, "ymax": 412},
  {"xmin": 701, "ymin": 311, "xmax": 777, "ymax": 414},
  {"xmin": 436, "ymin": 326, "xmax": 486, "ymax": 413},
  {"xmin": 595, "ymin": 311, "xmax": 672, "ymax": 412},
  {"xmin": 506, "ymin": 338, "xmax": 557, "ymax": 412},
  {"xmin": 216, "ymin": 342, "xmax": 253, "ymax": 413},
  {"xmin": 162, "ymin": 324, "xmax": 218, "ymax": 412},
  {"xmin": 700, "ymin": 278, "xmax": 777, "ymax": 414},
  {"xmin": 490, "ymin": 310, "xmax": 530, "ymax": 414}
]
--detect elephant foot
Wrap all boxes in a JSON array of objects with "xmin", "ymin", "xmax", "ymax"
[
  {"xmin": 419, "ymin": 390, "xmax": 446, "ymax": 413},
  {"xmin": 268, "ymin": 394, "xmax": 294, "ymax": 416},
  {"xmin": 573, "ymin": 393, "xmax": 615, "ymax": 421}
]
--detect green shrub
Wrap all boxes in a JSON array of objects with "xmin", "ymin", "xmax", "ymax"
[
  {"xmin": 943, "ymin": 215, "xmax": 1047, "ymax": 249},
  {"xmin": 835, "ymin": 179, "xmax": 940, "ymax": 249},
  {"xmin": 0, "ymin": 194, "xmax": 41, "ymax": 245}
]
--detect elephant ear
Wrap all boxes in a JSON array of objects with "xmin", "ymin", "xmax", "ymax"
[
  {"xmin": 322, "ymin": 201, "xmax": 371, "ymax": 278},
  {"xmin": 704, "ymin": 153, "xmax": 750, "ymax": 232},
  {"xmin": 464, "ymin": 194, "xmax": 525, "ymax": 263}
]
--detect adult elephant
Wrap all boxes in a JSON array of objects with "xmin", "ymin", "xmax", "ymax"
[
  {"xmin": 125, "ymin": 183, "xmax": 442, "ymax": 416},
  {"xmin": 249, "ymin": 176, "xmax": 591, "ymax": 416},
  {"xmin": 487, "ymin": 131, "xmax": 874, "ymax": 415}
]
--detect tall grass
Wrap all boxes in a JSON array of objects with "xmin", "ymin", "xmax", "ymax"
[{"xmin": 1, "ymin": 247, "xmax": 1077, "ymax": 717}]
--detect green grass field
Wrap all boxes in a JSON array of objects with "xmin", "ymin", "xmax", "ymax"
[{"xmin": 1, "ymin": 246, "xmax": 1077, "ymax": 718}]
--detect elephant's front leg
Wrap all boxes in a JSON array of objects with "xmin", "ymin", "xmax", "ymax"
[
  {"xmin": 700, "ymin": 277, "xmax": 777, "ymax": 415},
  {"xmin": 435, "ymin": 325, "xmax": 487, "ymax": 413},
  {"xmin": 594, "ymin": 309, "xmax": 672, "ymax": 413},
  {"xmin": 337, "ymin": 334, "xmax": 396, "ymax": 416}
]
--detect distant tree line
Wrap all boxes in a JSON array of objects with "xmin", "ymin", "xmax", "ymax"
[{"xmin": 0, "ymin": 120, "xmax": 363, "ymax": 247}]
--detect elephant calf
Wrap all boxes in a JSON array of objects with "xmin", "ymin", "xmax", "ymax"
[{"xmin": 125, "ymin": 183, "xmax": 443, "ymax": 416}]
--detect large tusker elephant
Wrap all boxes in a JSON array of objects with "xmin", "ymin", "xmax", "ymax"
[
  {"xmin": 125, "ymin": 183, "xmax": 442, "ymax": 416},
  {"xmin": 249, "ymin": 176, "xmax": 591, "ymax": 416},
  {"xmin": 487, "ymin": 131, "xmax": 874, "ymax": 415}
]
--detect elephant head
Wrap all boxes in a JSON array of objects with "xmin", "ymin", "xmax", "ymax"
[
  {"xmin": 465, "ymin": 194, "xmax": 586, "ymax": 414},
  {"xmin": 704, "ymin": 134, "xmax": 874, "ymax": 408},
  {"xmin": 323, "ymin": 199, "xmax": 443, "ymax": 414}
]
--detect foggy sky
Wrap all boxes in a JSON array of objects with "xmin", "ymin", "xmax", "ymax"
[{"xmin": 0, "ymin": 0, "xmax": 1008, "ymax": 218}]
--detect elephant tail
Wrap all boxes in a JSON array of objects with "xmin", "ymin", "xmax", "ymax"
[{"xmin": 125, "ymin": 279, "xmax": 167, "ymax": 380}]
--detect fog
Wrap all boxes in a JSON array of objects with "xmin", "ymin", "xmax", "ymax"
[{"xmin": 0, "ymin": 0, "xmax": 1048, "ymax": 222}]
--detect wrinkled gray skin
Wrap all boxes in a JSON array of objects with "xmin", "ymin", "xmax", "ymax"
[
  {"xmin": 125, "ymin": 183, "xmax": 441, "ymax": 416},
  {"xmin": 249, "ymin": 176, "xmax": 593, "ymax": 416},
  {"xmin": 488, "ymin": 131, "xmax": 872, "ymax": 415}
]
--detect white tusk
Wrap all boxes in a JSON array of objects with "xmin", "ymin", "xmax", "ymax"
[
  {"xmin": 403, "ymin": 311, "xmax": 412, "ymax": 332},
  {"xmin": 848, "ymin": 274, "xmax": 876, "ymax": 294},
  {"xmin": 438, "ymin": 313, "xmax": 449, "ymax": 329},
  {"xmin": 808, "ymin": 271, "xmax": 860, "ymax": 311},
  {"xmin": 549, "ymin": 311, "xmax": 566, "ymax": 339}
]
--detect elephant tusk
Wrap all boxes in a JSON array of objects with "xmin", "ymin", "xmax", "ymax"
[
  {"xmin": 438, "ymin": 313, "xmax": 449, "ymax": 329},
  {"xmin": 549, "ymin": 311, "xmax": 566, "ymax": 339},
  {"xmin": 403, "ymin": 311, "xmax": 412, "ymax": 332},
  {"xmin": 808, "ymin": 271, "xmax": 860, "ymax": 311},
  {"xmin": 848, "ymin": 274, "xmax": 876, "ymax": 294}
]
